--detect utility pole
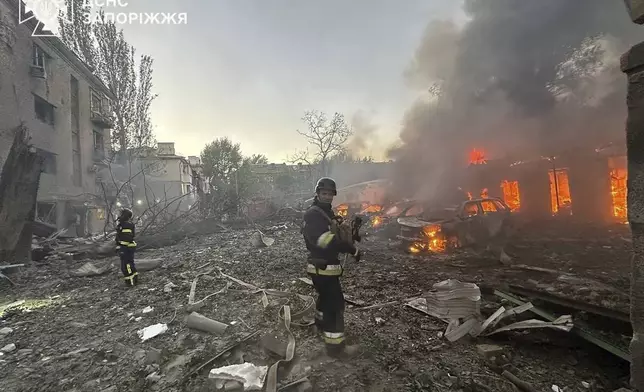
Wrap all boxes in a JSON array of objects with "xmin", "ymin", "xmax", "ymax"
[{"xmin": 621, "ymin": 1, "xmax": 644, "ymax": 389}]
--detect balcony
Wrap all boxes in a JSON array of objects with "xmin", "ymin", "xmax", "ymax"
[
  {"xmin": 91, "ymin": 110, "xmax": 114, "ymax": 128},
  {"xmin": 90, "ymin": 93, "xmax": 114, "ymax": 128}
]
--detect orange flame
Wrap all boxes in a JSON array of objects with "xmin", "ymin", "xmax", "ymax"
[
  {"xmin": 410, "ymin": 225, "xmax": 447, "ymax": 253},
  {"xmin": 362, "ymin": 204, "xmax": 383, "ymax": 213},
  {"xmin": 500, "ymin": 180, "xmax": 521, "ymax": 211},
  {"xmin": 371, "ymin": 216, "xmax": 382, "ymax": 227},
  {"xmin": 610, "ymin": 168, "xmax": 627, "ymax": 220},
  {"xmin": 548, "ymin": 169, "xmax": 572, "ymax": 215},
  {"xmin": 336, "ymin": 204, "xmax": 349, "ymax": 217},
  {"xmin": 480, "ymin": 188, "xmax": 489, "ymax": 198},
  {"xmin": 469, "ymin": 148, "xmax": 487, "ymax": 165}
]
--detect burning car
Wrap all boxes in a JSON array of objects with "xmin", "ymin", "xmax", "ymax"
[{"xmin": 397, "ymin": 197, "xmax": 514, "ymax": 254}]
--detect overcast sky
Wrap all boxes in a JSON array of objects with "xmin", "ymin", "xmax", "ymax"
[{"xmin": 112, "ymin": 0, "xmax": 464, "ymax": 161}]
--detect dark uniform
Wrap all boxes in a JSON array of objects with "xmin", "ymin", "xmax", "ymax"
[
  {"xmin": 302, "ymin": 178, "xmax": 359, "ymax": 356},
  {"xmin": 115, "ymin": 209, "xmax": 138, "ymax": 286}
]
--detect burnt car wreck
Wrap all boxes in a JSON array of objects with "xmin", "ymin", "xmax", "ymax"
[{"xmin": 396, "ymin": 197, "xmax": 514, "ymax": 254}]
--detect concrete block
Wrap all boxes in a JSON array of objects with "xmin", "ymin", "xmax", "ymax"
[{"xmin": 476, "ymin": 344, "xmax": 504, "ymax": 361}]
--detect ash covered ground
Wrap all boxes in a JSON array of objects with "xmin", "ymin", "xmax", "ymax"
[{"xmin": 0, "ymin": 220, "xmax": 633, "ymax": 392}]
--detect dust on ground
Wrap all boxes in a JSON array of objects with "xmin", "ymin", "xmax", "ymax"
[{"xmin": 0, "ymin": 220, "xmax": 633, "ymax": 392}]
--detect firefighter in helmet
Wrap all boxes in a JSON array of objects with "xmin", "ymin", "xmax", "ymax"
[
  {"xmin": 302, "ymin": 177, "xmax": 362, "ymax": 358},
  {"xmin": 115, "ymin": 208, "xmax": 138, "ymax": 286}
]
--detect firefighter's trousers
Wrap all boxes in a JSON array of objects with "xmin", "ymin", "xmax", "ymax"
[
  {"xmin": 309, "ymin": 271, "xmax": 346, "ymax": 353},
  {"xmin": 119, "ymin": 247, "xmax": 138, "ymax": 285}
]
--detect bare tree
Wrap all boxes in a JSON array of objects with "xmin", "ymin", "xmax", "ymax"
[
  {"xmin": 59, "ymin": 2, "xmax": 157, "ymax": 153},
  {"xmin": 297, "ymin": 111, "xmax": 352, "ymax": 176}
]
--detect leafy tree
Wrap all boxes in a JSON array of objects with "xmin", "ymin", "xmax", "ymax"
[
  {"xmin": 201, "ymin": 138, "xmax": 259, "ymax": 215},
  {"xmin": 201, "ymin": 138, "xmax": 244, "ymax": 181},
  {"xmin": 59, "ymin": 1, "xmax": 156, "ymax": 153}
]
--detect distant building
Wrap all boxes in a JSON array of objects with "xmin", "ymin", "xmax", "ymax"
[
  {"xmin": 0, "ymin": 0, "xmax": 114, "ymax": 235},
  {"xmin": 132, "ymin": 142, "xmax": 199, "ymax": 212}
]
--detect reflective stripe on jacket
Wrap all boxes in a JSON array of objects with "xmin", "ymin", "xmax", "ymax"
[{"xmin": 307, "ymin": 263, "xmax": 343, "ymax": 276}]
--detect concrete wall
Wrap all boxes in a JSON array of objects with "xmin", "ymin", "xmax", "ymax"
[
  {"xmin": 0, "ymin": 0, "xmax": 111, "ymax": 233},
  {"xmin": 137, "ymin": 157, "xmax": 195, "ymax": 210}
]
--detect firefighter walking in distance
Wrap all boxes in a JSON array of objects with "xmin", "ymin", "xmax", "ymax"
[
  {"xmin": 116, "ymin": 208, "xmax": 139, "ymax": 286},
  {"xmin": 302, "ymin": 177, "xmax": 362, "ymax": 358}
]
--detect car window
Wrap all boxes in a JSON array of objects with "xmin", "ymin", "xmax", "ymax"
[
  {"xmin": 492, "ymin": 200, "xmax": 507, "ymax": 211},
  {"xmin": 405, "ymin": 204, "xmax": 424, "ymax": 216},
  {"xmin": 480, "ymin": 200, "xmax": 497, "ymax": 213},
  {"xmin": 463, "ymin": 202, "xmax": 480, "ymax": 216}
]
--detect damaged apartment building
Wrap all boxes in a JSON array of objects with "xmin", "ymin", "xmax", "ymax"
[
  {"xmin": 0, "ymin": 0, "xmax": 114, "ymax": 235},
  {"xmin": 464, "ymin": 145, "xmax": 628, "ymax": 224},
  {"xmin": 113, "ymin": 142, "xmax": 206, "ymax": 213}
]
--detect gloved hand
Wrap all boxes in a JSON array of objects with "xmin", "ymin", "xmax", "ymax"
[{"xmin": 352, "ymin": 248, "xmax": 363, "ymax": 262}]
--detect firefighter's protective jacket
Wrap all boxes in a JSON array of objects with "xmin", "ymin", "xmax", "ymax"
[
  {"xmin": 116, "ymin": 221, "xmax": 137, "ymax": 248},
  {"xmin": 302, "ymin": 200, "xmax": 356, "ymax": 268}
]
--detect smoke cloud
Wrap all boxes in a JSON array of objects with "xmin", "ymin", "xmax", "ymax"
[
  {"xmin": 391, "ymin": 0, "xmax": 644, "ymax": 202},
  {"xmin": 347, "ymin": 110, "xmax": 379, "ymax": 158}
]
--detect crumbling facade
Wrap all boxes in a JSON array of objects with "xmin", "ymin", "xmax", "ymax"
[{"xmin": 0, "ymin": 0, "xmax": 114, "ymax": 235}]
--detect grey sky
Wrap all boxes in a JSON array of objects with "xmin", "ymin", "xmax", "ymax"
[{"xmin": 114, "ymin": 0, "xmax": 464, "ymax": 160}]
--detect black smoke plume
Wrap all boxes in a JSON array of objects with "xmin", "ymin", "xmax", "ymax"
[{"xmin": 391, "ymin": 0, "xmax": 643, "ymax": 202}]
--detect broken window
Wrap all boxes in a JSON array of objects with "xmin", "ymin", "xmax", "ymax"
[
  {"xmin": 34, "ymin": 95, "xmax": 54, "ymax": 125},
  {"xmin": 480, "ymin": 200, "xmax": 497, "ymax": 213},
  {"xmin": 610, "ymin": 167, "xmax": 627, "ymax": 220},
  {"xmin": 91, "ymin": 90, "xmax": 102, "ymax": 113},
  {"xmin": 463, "ymin": 202, "xmax": 480, "ymax": 216},
  {"xmin": 492, "ymin": 200, "xmax": 508, "ymax": 212},
  {"xmin": 32, "ymin": 43, "xmax": 45, "ymax": 68},
  {"xmin": 93, "ymin": 130, "xmax": 104, "ymax": 152},
  {"xmin": 35, "ymin": 148, "xmax": 57, "ymax": 174},
  {"xmin": 548, "ymin": 168, "xmax": 572, "ymax": 215},
  {"xmin": 36, "ymin": 202, "xmax": 56, "ymax": 224},
  {"xmin": 500, "ymin": 180, "xmax": 521, "ymax": 211}
]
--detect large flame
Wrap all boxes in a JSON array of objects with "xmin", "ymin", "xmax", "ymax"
[
  {"xmin": 548, "ymin": 169, "xmax": 572, "ymax": 215},
  {"xmin": 501, "ymin": 180, "xmax": 521, "ymax": 211},
  {"xmin": 469, "ymin": 148, "xmax": 487, "ymax": 165},
  {"xmin": 610, "ymin": 168, "xmax": 627, "ymax": 220},
  {"xmin": 409, "ymin": 224, "xmax": 447, "ymax": 253}
]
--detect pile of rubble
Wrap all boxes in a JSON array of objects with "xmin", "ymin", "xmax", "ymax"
[{"xmin": 0, "ymin": 220, "xmax": 635, "ymax": 391}]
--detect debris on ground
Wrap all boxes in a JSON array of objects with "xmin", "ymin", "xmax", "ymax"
[
  {"xmin": 209, "ymin": 362, "xmax": 268, "ymax": 391},
  {"xmin": 0, "ymin": 221, "xmax": 633, "ymax": 391},
  {"xmin": 137, "ymin": 323, "xmax": 168, "ymax": 341}
]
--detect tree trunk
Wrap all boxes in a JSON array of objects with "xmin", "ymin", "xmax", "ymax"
[
  {"xmin": 0, "ymin": 125, "xmax": 43, "ymax": 263},
  {"xmin": 621, "ymin": 42, "xmax": 644, "ymax": 390}
]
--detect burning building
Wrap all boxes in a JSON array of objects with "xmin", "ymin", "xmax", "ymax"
[{"xmin": 463, "ymin": 147, "xmax": 627, "ymax": 223}]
